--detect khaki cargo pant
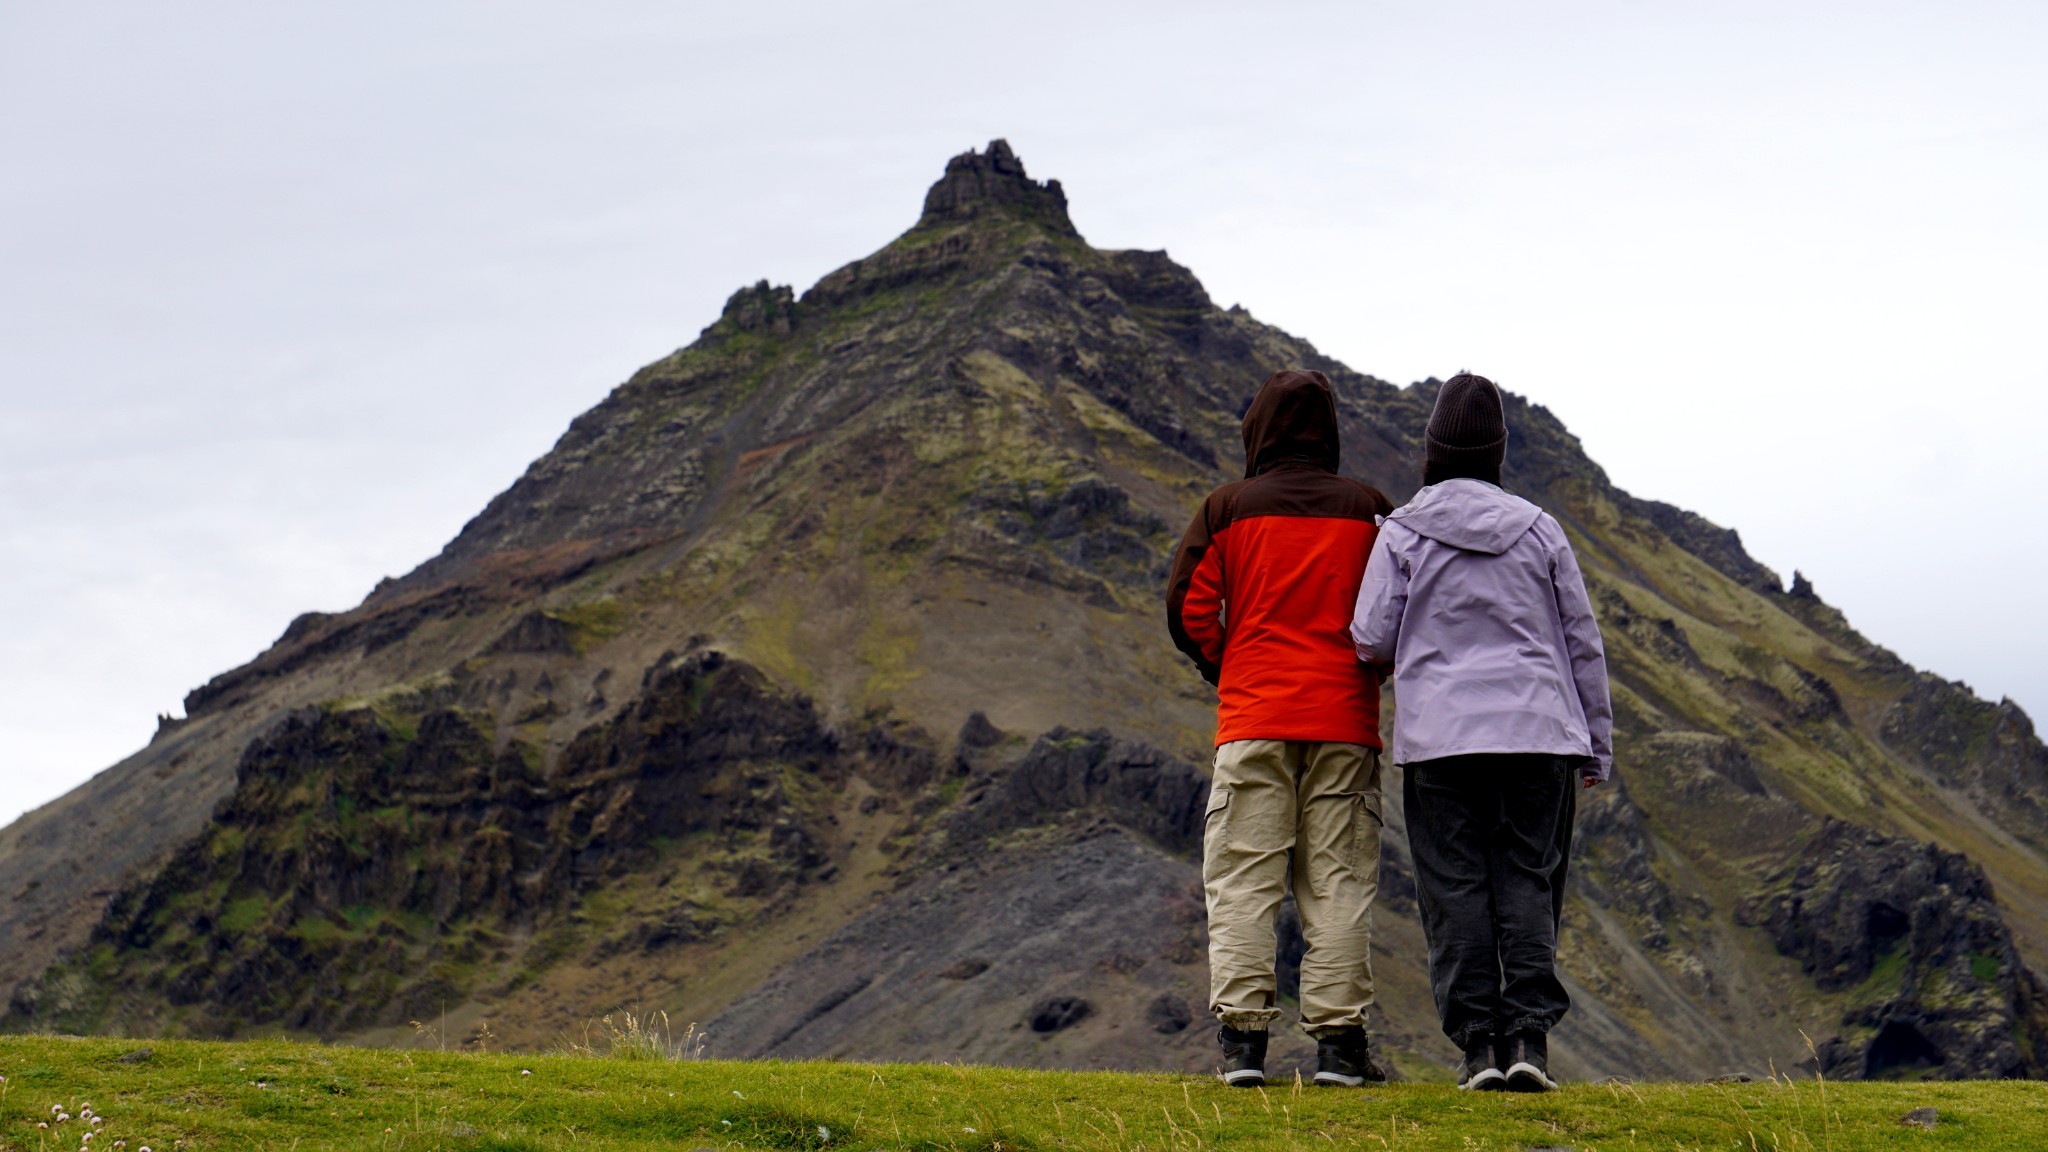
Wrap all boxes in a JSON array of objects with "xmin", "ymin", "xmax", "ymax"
[{"xmin": 1203, "ymin": 739, "xmax": 1382, "ymax": 1034}]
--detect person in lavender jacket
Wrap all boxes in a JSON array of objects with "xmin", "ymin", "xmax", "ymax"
[{"xmin": 1349, "ymin": 373, "xmax": 1612, "ymax": 1094}]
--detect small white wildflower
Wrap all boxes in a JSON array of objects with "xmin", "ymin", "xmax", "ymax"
[
  {"xmin": 53, "ymin": 1105, "xmax": 64, "ymax": 1114},
  {"xmin": 817, "ymin": 1125, "xmax": 831, "ymax": 1141},
  {"xmin": 964, "ymin": 1126, "xmax": 978, "ymax": 1133},
  {"xmin": 59, "ymin": 1113, "xmax": 72, "ymax": 1123},
  {"xmin": 37, "ymin": 1122, "xmax": 48, "ymax": 1129},
  {"xmin": 721, "ymin": 1120, "xmax": 733, "ymax": 1127},
  {"xmin": 92, "ymin": 1117, "xmax": 105, "ymax": 1127},
  {"xmin": 731, "ymin": 1089, "xmax": 745, "ymax": 1098},
  {"xmin": 519, "ymin": 1069, "xmax": 532, "ymax": 1076}
]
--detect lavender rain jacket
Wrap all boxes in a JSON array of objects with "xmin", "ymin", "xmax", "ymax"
[{"xmin": 1349, "ymin": 479, "xmax": 1614, "ymax": 781}]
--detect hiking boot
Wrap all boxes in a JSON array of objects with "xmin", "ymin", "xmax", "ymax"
[
  {"xmin": 1457, "ymin": 1035, "xmax": 1506, "ymax": 1091},
  {"xmin": 1311, "ymin": 1026, "xmax": 1385, "ymax": 1086},
  {"xmin": 1503, "ymin": 1033, "xmax": 1560, "ymax": 1092},
  {"xmin": 1216, "ymin": 1024, "xmax": 1268, "ymax": 1087}
]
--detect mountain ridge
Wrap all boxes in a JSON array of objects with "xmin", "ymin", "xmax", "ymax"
[{"xmin": 5, "ymin": 140, "xmax": 2047, "ymax": 1082}]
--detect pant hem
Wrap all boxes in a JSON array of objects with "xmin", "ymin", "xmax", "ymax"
[
  {"xmin": 1217, "ymin": 1010, "xmax": 1282, "ymax": 1030},
  {"xmin": 1503, "ymin": 1017, "xmax": 1554, "ymax": 1038},
  {"xmin": 1303, "ymin": 1020, "xmax": 1368, "ymax": 1039},
  {"xmin": 1447, "ymin": 1024, "xmax": 1494, "ymax": 1050}
]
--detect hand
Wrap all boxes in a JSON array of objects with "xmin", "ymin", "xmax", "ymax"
[{"xmin": 1580, "ymin": 772, "xmax": 1601, "ymax": 790}]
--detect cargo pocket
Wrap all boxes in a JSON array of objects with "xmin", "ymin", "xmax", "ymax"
[
  {"xmin": 1352, "ymin": 790, "xmax": 1384, "ymax": 869},
  {"xmin": 1201, "ymin": 786, "xmax": 1231, "ymax": 877},
  {"xmin": 1204, "ymin": 786, "xmax": 1230, "ymax": 836}
]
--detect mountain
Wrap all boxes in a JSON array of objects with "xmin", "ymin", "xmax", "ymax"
[{"xmin": 6, "ymin": 140, "xmax": 2048, "ymax": 1082}]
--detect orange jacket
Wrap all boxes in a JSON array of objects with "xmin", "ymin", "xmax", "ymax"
[{"xmin": 1165, "ymin": 370, "xmax": 1390, "ymax": 747}]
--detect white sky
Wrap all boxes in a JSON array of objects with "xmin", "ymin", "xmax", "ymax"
[{"xmin": 3, "ymin": 1, "xmax": 2044, "ymax": 825}]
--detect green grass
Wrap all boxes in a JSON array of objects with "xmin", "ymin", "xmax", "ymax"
[{"xmin": 1, "ymin": 1038, "xmax": 2043, "ymax": 1151}]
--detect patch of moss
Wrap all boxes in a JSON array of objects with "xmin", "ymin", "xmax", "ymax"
[
  {"xmin": 1849, "ymin": 941, "xmax": 1910, "ymax": 1005},
  {"xmin": 218, "ymin": 896, "xmax": 270, "ymax": 936},
  {"xmin": 551, "ymin": 596, "xmax": 630, "ymax": 652}
]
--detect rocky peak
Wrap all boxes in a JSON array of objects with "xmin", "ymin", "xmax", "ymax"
[
  {"xmin": 918, "ymin": 139, "xmax": 1076, "ymax": 236},
  {"xmin": 717, "ymin": 280, "xmax": 797, "ymax": 336}
]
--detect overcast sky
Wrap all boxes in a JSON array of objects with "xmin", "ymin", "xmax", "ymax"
[{"xmin": 3, "ymin": 1, "xmax": 2044, "ymax": 824}]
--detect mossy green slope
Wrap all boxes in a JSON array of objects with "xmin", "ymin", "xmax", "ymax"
[{"xmin": 5, "ymin": 140, "xmax": 2048, "ymax": 1086}]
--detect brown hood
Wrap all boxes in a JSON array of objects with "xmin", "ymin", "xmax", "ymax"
[{"xmin": 1241, "ymin": 369, "xmax": 1341, "ymax": 478}]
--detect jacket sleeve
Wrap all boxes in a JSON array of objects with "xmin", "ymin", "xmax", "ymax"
[
  {"xmin": 1165, "ymin": 496, "xmax": 1228, "ymax": 685},
  {"xmin": 1549, "ymin": 527, "xmax": 1614, "ymax": 780},
  {"xmin": 1349, "ymin": 525, "xmax": 1405, "ymax": 667}
]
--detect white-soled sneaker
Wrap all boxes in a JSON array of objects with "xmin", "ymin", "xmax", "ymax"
[
  {"xmin": 1311, "ymin": 1026, "xmax": 1384, "ymax": 1086},
  {"xmin": 1217, "ymin": 1024, "xmax": 1268, "ymax": 1087},
  {"xmin": 1457, "ymin": 1036, "xmax": 1506, "ymax": 1091},
  {"xmin": 1503, "ymin": 1033, "xmax": 1560, "ymax": 1093}
]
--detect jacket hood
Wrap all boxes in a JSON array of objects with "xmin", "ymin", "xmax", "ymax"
[
  {"xmin": 1389, "ymin": 478, "xmax": 1543, "ymax": 555},
  {"xmin": 1241, "ymin": 369, "xmax": 1341, "ymax": 478}
]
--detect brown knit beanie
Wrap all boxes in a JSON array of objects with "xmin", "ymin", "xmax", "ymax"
[{"xmin": 1423, "ymin": 373, "xmax": 1507, "ymax": 487}]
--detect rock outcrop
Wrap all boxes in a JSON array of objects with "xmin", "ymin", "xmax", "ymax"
[
  {"xmin": 919, "ymin": 139, "xmax": 1074, "ymax": 234},
  {"xmin": 7, "ymin": 654, "xmax": 870, "ymax": 1036},
  {"xmin": 1882, "ymin": 673, "xmax": 2048, "ymax": 847},
  {"xmin": 1738, "ymin": 818, "xmax": 2048, "ymax": 1079},
  {"xmin": 945, "ymin": 727, "xmax": 1211, "ymax": 855}
]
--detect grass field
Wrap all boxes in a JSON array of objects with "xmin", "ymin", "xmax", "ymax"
[{"xmin": 1, "ymin": 1033, "xmax": 2042, "ymax": 1151}]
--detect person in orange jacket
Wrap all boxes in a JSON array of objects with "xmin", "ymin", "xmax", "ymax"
[{"xmin": 1165, "ymin": 368, "xmax": 1393, "ymax": 1087}]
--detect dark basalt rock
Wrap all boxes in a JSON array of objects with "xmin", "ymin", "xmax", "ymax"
[
  {"xmin": 489, "ymin": 611, "xmax": 575, "ymax": 655},
  {"xmin": 853, "ymin": 713, "xmax": 943, "ymax": 794},
  {"xmin": 920, "ymin": 139, "xmax": 1075, "ymax": 235},
  {"xmin": 715, "ymin": 280, "xmax": 797, "ymax": 337},
  {"xmin": 1146, "ymin": 992, "xmax": 1192, "ymax": 1034},
  {"xmin": 705, "ymin": 829, "xmax": 1209, "ymax": 1064},
  {"xmin": 950, "ymin": 727, "xmax": 1210, "ymax": 855},
  {"xmin": 6, "ymin": 653, "xmax": 871, "ymax": 1036},
  {"xmin": 1788, "ymin": 569, "xmax": 1819, "ymax": 600},
  {"xmin": 1624, "ymin": 497, "xmax": 1783, "ymax": 595},
  {"xmin": 973, "ymin": 476, "xmax": 1171, "ymax": 589},
  {"xmin": 185, "ymin": 583, "xmax": 482, "ymax": 715},
  {"xmin": 1643, "ymin": 732, "xmax": 1767, "ymax": 798},
  {"xmin": 957, "ymin": 712, "xmax": 1005, "ymax": 750},
  {"xmin": 1028, "ymin": 995, "xmax": 1092, "ymax": 1033},
  {"xmin": 1736, "ymin": 818, "xmax": 2048, "ymax": 1079},
  {"xmin": 1573, "ymin": 781, "xmax": 1680, "ymax": 941},
  {"xmin": 1881, "ymin": 672, "xmax": 2048, "ymax": 844}
]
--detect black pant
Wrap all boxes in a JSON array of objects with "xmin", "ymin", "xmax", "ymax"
[{"xmin": 1403, "ymin": 754, "xmax": 1577, "ymax": 1049}]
